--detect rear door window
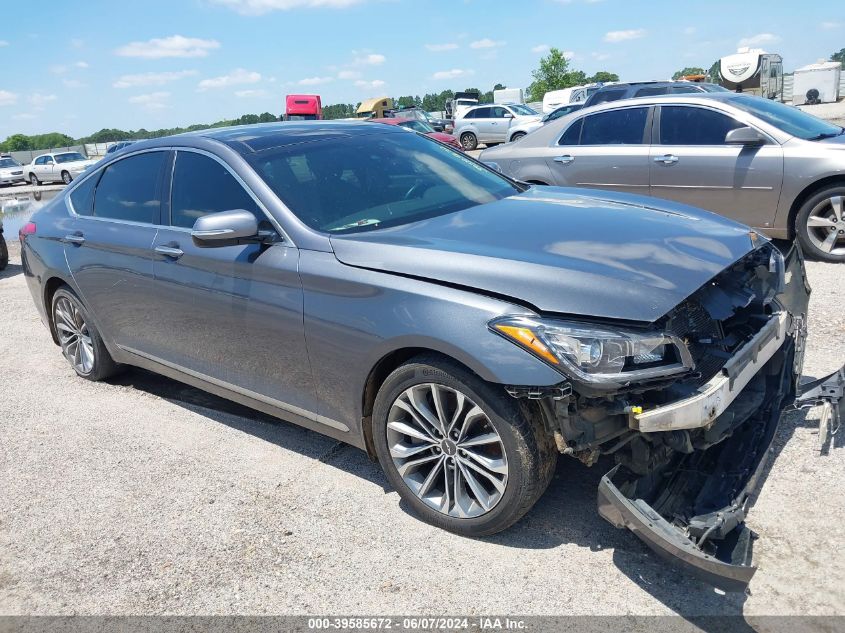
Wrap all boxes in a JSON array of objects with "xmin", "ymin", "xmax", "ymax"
[
  {"xmin": 93, "ymin": 151, "xmax": 166, "ymax": 224},
  {"xmin": 659, "ymin": 106, "xmax": 744, "ymax": 145},
  {"xmin": 170, "ymin": 151, "xmax": 263, "ymax": 229},
  {"xmin": 580, "ymin": 108, "xmax": 649, "ymax": 145}
]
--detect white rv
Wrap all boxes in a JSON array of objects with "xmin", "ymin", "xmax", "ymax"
[
  {"xmin": 718, "ymin": 48, "xmax": 783, "ymax": 99},
  {"xmin": 493, "ymin": 88, "xmax": 524, "ymax": 105},
  {"xmin": 541, "ymin": 84, "xmax": 604, "ymax": 113}
]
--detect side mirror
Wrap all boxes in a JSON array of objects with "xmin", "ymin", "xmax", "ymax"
[
  {"xmin": 503, "ymin": 113, "xmax": 514, "ymax": 119},
  {"xmin": 191, "ymin": 209, "xmax": 260, "ymax": 248},
  {"xmin": 725, "ymin": 126, "xmax": 766, "ymax": 145}
]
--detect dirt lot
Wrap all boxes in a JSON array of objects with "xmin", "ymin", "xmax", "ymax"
[{"xmin": 0, "ymin": 239, "xmax": 843, "ymax": 621}]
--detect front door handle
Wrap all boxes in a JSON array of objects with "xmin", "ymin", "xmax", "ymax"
[
  {"xmin": 654, "ymin": 154, "xmax": 679, "ymax": 165},
  {"xmin": 64, "ymin": 232, "xmax": 85, "ymax": 245},
  {"xmin": 154, "ymin": 244, "xmax": 184, "ymax": 259},
  {"xmin": 554, "ymin": 155, "xmax": 575, "ymax": 164}
]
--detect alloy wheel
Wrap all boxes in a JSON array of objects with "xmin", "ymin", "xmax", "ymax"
[
  {"xmin": 386, "ymin": 383, "xmax": 508, "ymax": 518},
  {"xmin": 806, "ymin": 195, "xmax": 845, "ymax": 256},
  {"xmin": 54, "ymin": 296, "xmax": 95, "ymax": 375}
]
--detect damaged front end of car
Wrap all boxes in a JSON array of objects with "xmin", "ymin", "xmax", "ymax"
[{"xmin": 503, "ymin": 241, "xmax": 819, "ymax": 592}]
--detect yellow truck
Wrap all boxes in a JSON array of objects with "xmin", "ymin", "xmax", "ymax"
[{"xmin": 356, "ymin": 96, "xmax": 394, "ymax": 118}]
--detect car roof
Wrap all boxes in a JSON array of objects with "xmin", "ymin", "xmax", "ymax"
[{"xmin": 127, "ymin": 121, "xmax": 405, "ymax": 154}]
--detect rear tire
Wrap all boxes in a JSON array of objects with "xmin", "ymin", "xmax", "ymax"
[
  {"xmin": 51, "ymin": 287, "xmax": 119, "ymax": 381},
  {"xmin": 460, "ymin": 132, "xmax": 478, "ymax": 151},
  {"xmin": 795, "ymin": 185, "xmax": 845, "ymax": 262},
  {"xmin": 372, "ymin": 355, "xmax": 557, "ymax": 536},
  {"xmin": 29, "ymin": 173, "xmax": 40, "ymax": 186},
  {"xmin": 61, "ymin": 170, "xmax": 72, "ymax": 185},
  {"xmin": 0, "ymin": 235, "xmax": 8, "ymax": 271}
]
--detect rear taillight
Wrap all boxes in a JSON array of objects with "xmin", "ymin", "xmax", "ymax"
[{"xmin": 19, "ymin": 222, "xmax": 36, "ymax": 242}]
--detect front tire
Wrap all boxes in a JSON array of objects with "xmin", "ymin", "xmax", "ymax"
[
  {"xmin": 372, "ymin": 355, "xmax": 557, "ymax": 536},
  {"xmin": 0, "ymin": 234, "xmax": 8, "ymax": 271},
  {"xmin": 509, "ymin": 132, "xmax": 526, "ymax": 142},
  {"xmin": 460, "ymin": 132, "xmax": 478, "ymax": 151},
  {"xmin": 796, "ymin": 186, "xmax": 845, "ymax": 262},
  {"xmin": 51, "ymin": 287, "xmax": 119, "ymax": 381}
]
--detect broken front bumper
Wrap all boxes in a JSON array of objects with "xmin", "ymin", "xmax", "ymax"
[{"xmin": 597, "ymin": 243, "xmax": 813, "ymax": 592}]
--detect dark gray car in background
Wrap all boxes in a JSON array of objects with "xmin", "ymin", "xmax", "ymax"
[
  {"xmin": 20, "ymin": 122, "xmax": 812, "ymax": 591},
  {"xmin": 481, "ymin": 94, "xmax": 845, "ymax": 262}
]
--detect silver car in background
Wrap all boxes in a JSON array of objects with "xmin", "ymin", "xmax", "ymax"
[
  {"xmin": 480, "ymin": 94, "xmax": 845, "ymax": 262},
  {"xmin": 453, "ymin": 103, "xmax": 542, "ymax": 150},
  {"xmin": 24, "ymin": 151, "xmax": 98, "ymax": 186},
  {"xmin": 0, "ymin": 155, "xmax": 26, "ymax": 186}
]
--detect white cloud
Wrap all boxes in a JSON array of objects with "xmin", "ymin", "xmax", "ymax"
[
  {"xmin": 683, "ymin": 26, "xmax": 696, "ymax": 35},
  {"xmin": 821, "ymin": 21, "xmax": 843, "ymax": 30},
  {"xmin": 62, "ymin": 79, "xmax": 86, "ymax": 89},
  {"xmin": 354, "ymin": 79, "xmax": 385, "ymax": 90},
  {"xmin": 0, "ymin": 90, "xmax": 18, "ymax": 106},
  {"xmin": 235, "ymin": 89, "xmax": 268, "ymax": 97},
  {"xmin": 198, "ymin": 68, "xmax": 261, "ymax": 90},
  {"xmin": 30, "ymin": 93, "xmax": 57, "ymax": 109},
  {"xmin": 531, "ymin": 44, "xmax": 550, "ymax": 54},
  {"xmin": 603, "ymin": 29, "xmax": 646, "ymax": 43},
  {"xmin": 210, "ymin": 0, "xmax": 365, "ymax": 15},
  {"xmin": 337, "ymin": 70, "xmax": 361, "ymax": 80},
  {"xmin": 297, "ymin": 76, "xmax": 334, "ymax": 85},
  {"xmin": 352, "ymin": 52, "xmax": 385, "ymax": 66},
  {"xmin": 0, "ymin": 40, "xmax": 9, "ymax": 47},
  {"xmin": 75, "ymin": 61, "xmax": 89, "ymax": 69},
  {"xmin": 432, "ymin": 68, "xmax": 473, "ymax": 80},
  {"xmin": 470, "ymin": 38, "xmax": 505, "ymax": 49},
  {"xmin": 128, "ymin": 91, "xmax": 170, "ymax": 110},
  {"xmin": 115, "ymin": 35, "xmax": 220, "ymax": 59},
  {"xmin": 562, "ymin": 50, "xmax": 575, "ymax": 60},
  {"xmin": 425, "ymin": 43, "xmax": 458, "ymax": 52},
  {"xmin": 591, "ymin": 51, "xmax": 611, "ymax": 61},
  {"xmin": 737, "ymin": 33, "xmax": 780, "ymax": 48},
  {"xmin": 70, "ymin": 38, "xmax": 84, "ymax": 48},
  {"xmin": 113, "ymin": 70, "xmax": 197, "ymax": 88},
  {"xmin": 12, "ymin": 113, "xmax": 36, "ymax": 120}
]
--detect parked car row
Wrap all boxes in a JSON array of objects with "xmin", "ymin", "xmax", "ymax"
[
  {"xmin": 480, "ymin": 93, "xmax": 845, "ymax": 262},
  {"xmin": 23, "ymin": 151, "xmax": 98, "ymax": 186}
]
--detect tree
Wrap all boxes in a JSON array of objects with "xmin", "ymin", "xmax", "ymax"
[
  {"xmin": 3, "ymin": 134, "xmax": 32, "ymax": 151},
  {"xmin": 258, "ymin": 112, "xmax": 277, "ymax": 123},
  {"xmin": 707, "ymin": 60, "xmax": 721, "ymax": 83},
  {"xmin": 526, "ymin": 48, "xmax": 588, "ymax": 101},
  {"xmin": 587, "ymin": 71, "xmax": 619, "ymax": 84},
  {"xmin": 831, "ymin": 48, "xmax": 845, "ymax": 64},
  {"xmin": 237, "ymin": 114, "xmax": 260, "ymax": 125},
  {"xmin": 672, "ymin": 67, "xmax": 706, "ymax": 80}
]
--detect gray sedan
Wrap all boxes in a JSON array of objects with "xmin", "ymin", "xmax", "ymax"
[
  {"xmin": 20, "ymin": 121, "xmax": 817, "ymax": 590},
  {"xmin": 480, "ymin": 93, "xmax": 845, "ymax": 262}
]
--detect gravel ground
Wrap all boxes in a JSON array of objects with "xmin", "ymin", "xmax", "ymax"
[{"xmin": 0, "ymin": 239, "xmax": 843, "ymax": 620}]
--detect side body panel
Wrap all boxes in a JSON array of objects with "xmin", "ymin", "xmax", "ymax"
[{"xmin": 299, "ymin": 250, "xmax": 565, "ymax": 438}]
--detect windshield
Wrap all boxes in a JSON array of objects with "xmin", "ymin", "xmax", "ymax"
[
  {"xmin": 700, "ymin": 83, "xmax": 729, "ymax": 92},
  {"xmin": 398, "ymin": 119, "xmax": 435, "ymax": 134},
  {"xmin": 54, "ymin": 152, "xmax": 86, "ymax": 163},
  {"xmin": 0, "ymin": 158, "xmax": 21, "ymax": 168},
  {"xmin": 730, "ymin": 95, "xmax": 843, "ymax": 140},
  {"xmin": 508, "ymin": 104, "xmax": 537, "ymax": 116},
  {"xmin": 247, "ymin": 130, "xmax": 519, "ymax": 234}
]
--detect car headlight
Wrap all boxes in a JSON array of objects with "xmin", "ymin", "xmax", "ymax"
[{"xmin": 490, "ymin": 316, "xmax": 693, "ymax": 385}]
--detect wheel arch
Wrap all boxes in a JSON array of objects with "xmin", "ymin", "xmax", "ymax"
[
  {"xmin": 43, "ymin": 276, "xmax": 74, "ymax": 344},
  {"xmin": 786, "ymin": 175, "xmax": 845, "ymax": 239}
]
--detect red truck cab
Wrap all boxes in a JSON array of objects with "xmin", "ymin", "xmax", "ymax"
[{"xmin": 284, "ymin": 94, "xmax": 322, "ymax": 120}]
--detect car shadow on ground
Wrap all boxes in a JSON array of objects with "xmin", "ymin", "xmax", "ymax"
[
  {"xmin": 0, "ymin": 262, "xmax": 23, "ymax": 279},
  {"xmin": 109, "ymin": 367, "xmax": 821, "ymax": 626}
]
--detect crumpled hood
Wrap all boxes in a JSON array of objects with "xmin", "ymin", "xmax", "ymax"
[{"xmin": 330, "ymin": 187, "xmax": 759, "ymax": 323}]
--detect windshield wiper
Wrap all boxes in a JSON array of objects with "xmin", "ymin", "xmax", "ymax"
[
  {"xmin": 328, "ymin": 218, "xmax": 382, "ymax": 231},
  {"xmin": 808, "ymin": 130, "xmax": 843, "ymax": 141}
]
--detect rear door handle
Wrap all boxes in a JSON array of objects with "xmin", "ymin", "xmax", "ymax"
[
  {"xmin": 64, "ymin": 232, "xmax": 85, "ymax": 245},
  {"xmin": 554, "ymin": 155, "xmax": 575, "ymax": 164},
  {"xmin": 154, "ymin": 245, "xmax": 184, "ymax": 259},
  {"xmin": 654, "ymin": 154, "xmax": 679, "ymax": 165}
]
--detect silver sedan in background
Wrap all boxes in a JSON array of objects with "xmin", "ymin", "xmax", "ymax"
[{"xmin": 480, "ymin": 94, "xmax": 845, "ymax": 262}]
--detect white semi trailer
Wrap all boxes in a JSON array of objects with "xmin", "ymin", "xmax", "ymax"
[{"xmin": 719, "ymin": 47, "xmax": 783, "ymax": 99}]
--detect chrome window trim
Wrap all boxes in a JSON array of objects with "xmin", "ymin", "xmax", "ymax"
[{"xmin": 63, "ymin": 146, "xmax": 295, "ymax": 246}]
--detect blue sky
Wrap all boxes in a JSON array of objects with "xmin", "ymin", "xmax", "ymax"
[{"xmin": 1, "ymin": 0, "xmax": 843, "ymax": 138}]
